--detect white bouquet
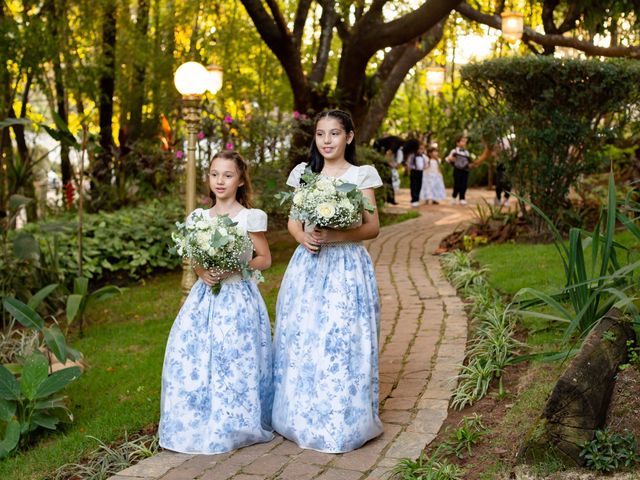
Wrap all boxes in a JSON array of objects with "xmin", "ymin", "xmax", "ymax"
[
  {"xmin": 277, "ymin": 167, "xmax": 375, "ymax": 229},
  {"xmin": 170, "ymin": 212, "xmax": 257, "ymax": 294}
]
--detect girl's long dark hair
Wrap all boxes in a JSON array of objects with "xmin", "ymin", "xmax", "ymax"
[
  {"xmin": 308, "ymin": 109, "xmax": 358, "ymax": 173},
  {"xmin": 208, "ymin": 150, "xmax": 253, "ymax": 208}
]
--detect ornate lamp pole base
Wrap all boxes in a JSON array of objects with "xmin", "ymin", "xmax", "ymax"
[{"xmin": 180, "ymin": 96, "xmax": 202, "ymax": 301}]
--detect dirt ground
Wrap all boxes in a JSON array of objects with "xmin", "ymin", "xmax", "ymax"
[{"xmin": 424, "ymin": 360, "xmax": 640, "ymax": 479}]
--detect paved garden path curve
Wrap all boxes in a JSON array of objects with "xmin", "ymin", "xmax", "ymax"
[{"xmin": 109, "ymin": 188, "xmax": 495, "ymax": 480}]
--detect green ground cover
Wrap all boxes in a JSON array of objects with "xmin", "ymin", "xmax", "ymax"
[{"xmin": 469, "ymin": 229, "xmax": 639, "ymax": 477}]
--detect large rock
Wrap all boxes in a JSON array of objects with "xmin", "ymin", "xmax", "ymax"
[{"xmin": 517, "ymin": 309, "xmax": 636, "ymax": 466}]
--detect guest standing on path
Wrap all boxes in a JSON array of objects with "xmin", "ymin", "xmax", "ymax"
[
  {"xmin": 404, "ymin": 139, "xmax": 424, "ymax": 207},
  {"xmin": 272, "ymin": 109, "xmax": 384, "ymax": 453},
  {"xmin": 159, "ymin": 151, "xmax": 274, "ymax": 454},
  {"xmin": 446, "ymin": 135, "xmax": 472, "ymax": 205},
  {"xmin": 420, "ymin": 145, "xmax": 447, "ymax": 204}
]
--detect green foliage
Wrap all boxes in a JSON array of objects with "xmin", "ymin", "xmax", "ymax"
[
  {"xmin": 389, "ymin": 449, "xmax": 464, "ymax": 480},
  {"xmin": 65, "ymin": 277, "xmax": 122, "ymax": 333},
  {"xmin": 513, "ymin": 172, "xmax": 640, "ymax": 347},
  {"xmin": 580, "ymin": 429, "xmax": 640, "ymax": 473},
  {"xmin": 441, "ymin": 251, "xmax": 520, "ymax": 409},
  {"xmin": 441, "ymin": 414, "xmax": 488, "ymax": 459},
  {"xmin": 4, "ymin": 197, "xmax": 184, "ymax": 294},
  {"xmin": 463, "ymin": 56, "xmax": 640, "ymax": 227},
  {"xmin": 53, "ymin": 433, "xmax": 159, "ymax": 480},
  {"xmin": 357, "ymin": 146, "xmax": 394, "ymax": 213},
  {"xmin": 0, "ymin": 351, "xmax": 81, "ymax": 458},
  {"xmin": 619, "ymin": 340, "xmax": 640, "ymax": 371},
  {"xmin": 251, "ymin": 160, "xmax": 296, "ymax": 229},
  {"xmin": 2, "ymin": 295, "xmax": 81, "ymax": 366}
]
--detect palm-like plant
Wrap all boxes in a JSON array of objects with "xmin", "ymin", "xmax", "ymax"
[{"xmin": 514, "ymin": 171, "xmax": 640, "ymax": 345}]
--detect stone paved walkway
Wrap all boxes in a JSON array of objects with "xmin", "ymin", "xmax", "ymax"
[{"xmin": 109, "ymin": 188, "xmax": 495, "ymax": 480}]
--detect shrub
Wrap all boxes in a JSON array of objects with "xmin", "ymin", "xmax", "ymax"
[
  {"xmin": 463, "ymin": 56, "xmax": 640, "ymax": 230},
  {"xmin": 580, "ymin": 429, "xmax": 640, "ymax": 473},
  {"xmin": 12, "ymin": 197, "xmax": 184, "ymax": 286}
]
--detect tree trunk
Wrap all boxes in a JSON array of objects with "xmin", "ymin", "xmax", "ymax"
[
  {"xmin": 517, "ymin": 309, "xmax": 636, "ymax": 466},
  {"xmin": 48, "ymin": 0, "xmax": 72, "ymax": 188},
  {"xmin": 0, "ymin": 3, "xmax": 10, "ymax": 216},
  {"xmin": 357, "ymin": 22, "xmax": 446, "ymax": 144},
  {"xmin": 127, "ymin": 0, "xmax": 150, "ymax": 142},
  {"xmin": 92, "ymin": 2, "xmax": 117, "ymax": 208}
]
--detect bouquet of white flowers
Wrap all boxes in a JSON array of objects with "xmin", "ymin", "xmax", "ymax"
[
  {"xmin": 277, "ymin": 167, "xmax": 375, "ymax": 229},
  {"xmin": 170, "ymin": 212, "xmax": 257, "ymax": 294}
]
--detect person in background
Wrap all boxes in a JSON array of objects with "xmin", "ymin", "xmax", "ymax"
[
  {"xmin": 446, "ymin": 135, "xmax": 472, "ymax": 205},
  {"xmin": 404, "ymin": 139, "xmax": 423, "ymax": 207},
  {"xmin": 420, "ymin": 145, "xmax": 446, "ymax": 204}
]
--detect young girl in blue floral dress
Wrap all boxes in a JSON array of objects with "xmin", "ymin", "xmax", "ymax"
[
  {"xmin": 159, "ymin": 150, "xmax": 274, "ymax": 454},
  {"xmin": 272, "ymin": 110, "xmax": 384, "ymax": 453}
]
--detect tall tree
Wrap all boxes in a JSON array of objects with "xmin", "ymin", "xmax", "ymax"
[
  {"xmin": 127, "ymin": 0, "xmax": 151, "ymax": 142},
  {"xmin": 239, "ymin": 0, "xmax": 640, "ymax": 153},
  {"xmin": 92, "ymin": 1, "xmax": 117, "ymax": 207}
]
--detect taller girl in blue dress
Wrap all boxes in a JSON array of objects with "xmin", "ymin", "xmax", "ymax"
[
  {"xmin": 160, "ymin": 150, "xmax": 274, "ymax": 454},
  {"xmin": 272, "ymin": 110, "xmax": 384, "ymax": 452}
]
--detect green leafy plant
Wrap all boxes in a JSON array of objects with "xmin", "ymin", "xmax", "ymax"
[
  {"xmin": 619, "ymin": 340, "xmax": 640, "ymax": 371},
  {"xmin": 513, "ymin": 171, "xmax": 640, "ymax": 350},
  {"xmin": 3, "ymin": 196, "xmax": 185, "ymax": 287},
  {"xmin": 580, "ymin": 429, "xmax": 640, "ymax": 473},
  {"xmin": 65, "ymin": 277, "xmax": 122, "ymax": 334},
  {"xmin": 0, "ymin": 351, "xmax": 81, "ymax": 458},
  {"xmin": 442, "ymin": 251, "xmax": 521, "ymax": 409},
  {"xmin": 463, "ymin": 57, "xmax": 640, "ymax": 229},
  {"xmin": 2, "ymin": 292, "xmax": 81, "ymax": 367},
  {"xmin": 53, "ymin": 432, "xmax": 159, "ymax": 480},
  {"xmin": 442, "ymin": 414, "xmax": 488, "ymax": 459},
  {"xmin": 389, "ymin": 448, "xmax": 464, "ymax": 480}
]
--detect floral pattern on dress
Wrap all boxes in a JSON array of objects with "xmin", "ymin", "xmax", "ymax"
[
  {"xmin": 272, "ymin": 164, "xmax": 384, "ymax": 453},
  {"xmin": 159, "ymin": 209, "xmax": 273, "ymax": 454}
]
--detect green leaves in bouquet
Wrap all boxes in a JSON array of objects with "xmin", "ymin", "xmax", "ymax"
[
  {"xmin": 335, "ymin": 182, "xmax": 357, "ymax": 193},
  {"xmin": 210, "ymin": 215, "xmax": 238, "ymax": 249},
  {"xmin": 0, "ymin": 351, "xmax": 80, "ymax": 458}
]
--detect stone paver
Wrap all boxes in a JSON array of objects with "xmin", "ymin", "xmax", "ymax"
[{"xmin": 109, "ymin": 187, "xmax": 495, "ymax": 480}]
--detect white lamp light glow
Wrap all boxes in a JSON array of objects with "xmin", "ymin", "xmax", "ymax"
[
  {"xmin": 426, "ymin": 66, "xmax": 445, "ymax": 94},
  {"xmin": 206, "ymin": 64, "xmax": 224, "ymax": 94},
  {"xmin": 501, "ymin": 11, "xmax": 524, "ymax": 44},
  {"xmin": 174, "ymin": 61, "xmax": 209, "ymax": 96}
]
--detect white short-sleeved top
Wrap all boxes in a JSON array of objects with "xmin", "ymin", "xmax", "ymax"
[
  {"xmin": 187, "ymin": 207, "xmax": 267, "ymax": 233},
  {"xmin": 286, "ymin": 162, "xmax": 383, "ymax": 190}
]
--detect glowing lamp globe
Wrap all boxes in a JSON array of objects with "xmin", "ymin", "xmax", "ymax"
[
  {"xmin": 206, "ymin": 64, "xmax": 223, "ymax": 94},
  {"xmin": 426, "ymin": 67, "xmax": 445, "ymax": 94},
  {"xmin": 174, "ymin": 62, "xmax": 209, "ymax": 96},
  {"xmin": 501, "ymin": 11, "xmax": 524, "ymax": 44}
]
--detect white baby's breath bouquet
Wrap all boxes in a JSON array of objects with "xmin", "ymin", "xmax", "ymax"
[
  {"xmin": 277, "ymin": 167, "xmax": 375, "ymax": 229},
  {"xmin": 170, "ymin": 212, "xmax": 259, "ymax": 294}
]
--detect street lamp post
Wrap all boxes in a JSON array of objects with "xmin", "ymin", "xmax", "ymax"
[{"xmin": 174, "ymin": 61, "xmax": 223, "ymax": 298}]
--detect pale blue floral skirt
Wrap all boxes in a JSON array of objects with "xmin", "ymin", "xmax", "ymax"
[
  {"xmin": 159, "ymin": 278, "xmax": 274, "ymax": 454},
  {"xmin": 272, "ymin": 243, "xmax": 384, "ymax": 453}
]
